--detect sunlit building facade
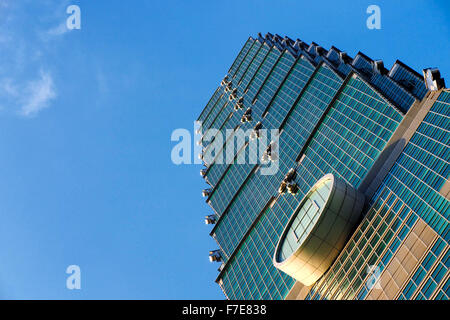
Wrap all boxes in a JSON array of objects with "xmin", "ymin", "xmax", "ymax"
[{"xmin": 197, "ymin": 33, "xmax": 449, "ymax": 300}]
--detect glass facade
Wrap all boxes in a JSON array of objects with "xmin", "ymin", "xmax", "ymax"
[{"xmin": 197, "ymin": 34, "xmax": 449, "ymax": 300}]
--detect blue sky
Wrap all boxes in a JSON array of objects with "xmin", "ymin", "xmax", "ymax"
[{"xmin": 0, "ymin": 0, "xmax": 448, "ymax": 299}]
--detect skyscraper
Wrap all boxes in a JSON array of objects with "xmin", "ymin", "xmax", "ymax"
[{"xmin": 197, "ymin": 33, "xmax": 449, "ymax": 300}]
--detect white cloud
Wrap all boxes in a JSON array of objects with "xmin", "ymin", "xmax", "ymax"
[
  {"xmin": 46, "ymin": 22, "xmax": 69, "ymax": 37},
  {"xmin": 0, "ymin": 1, "xmax": 67, "ymax": 118},
  {"xmin": 19, "ymin": 72, "xmax": 56, "ymax": 117},
  {"xmin": 0, "ymin": 78, "xmax": 18, "ymax": 96},
  {"xmin": 43, "ymin": 0, "xmax": 73, "ymax": 39}
]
